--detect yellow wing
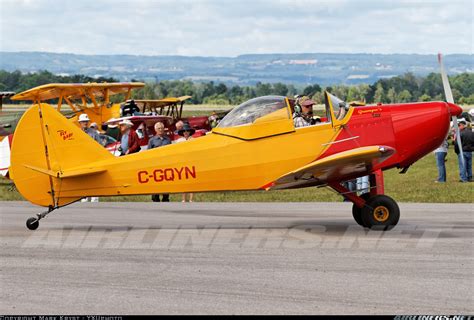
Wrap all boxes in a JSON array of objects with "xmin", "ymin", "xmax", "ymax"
[
  {"xmin": 11, "ymin": 82, "xmax": 144, "ymax": 101},
  {"xmin": 134, "ymin": 96, "xmax": 192, "ymax": 108},
  {"xmin": 268, "ymin": 146, "xmax": 395, "ymax": 190}
]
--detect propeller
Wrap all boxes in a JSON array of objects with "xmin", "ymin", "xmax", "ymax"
[{"xmin": 438, "ymin": 53, "xmax": 464, "ymax": 168}]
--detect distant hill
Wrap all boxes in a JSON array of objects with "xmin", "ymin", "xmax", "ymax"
[{"xmin": 1, "ymin": 51, "xmax": 472, "ymax": 86}]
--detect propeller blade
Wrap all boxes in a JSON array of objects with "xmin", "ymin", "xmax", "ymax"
[
  {"xmin": 438, "ymin": 53, "xmax": 464, "ymax": 169},
  {"xmin": 438, "ymin": 53, "xmax": 454, "ymax": 103},
  {"xmin": 452, "ymin": 115, "xmax": 464, "ymax": 155}
]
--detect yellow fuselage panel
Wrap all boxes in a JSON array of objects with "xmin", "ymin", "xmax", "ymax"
[
  {"xmin": 11, "ymin": 103, "xmax": 346, "ymax": 207},
  {"xmin": 55, "ymin": 124, "xmax": 339, "ymax": 197}
]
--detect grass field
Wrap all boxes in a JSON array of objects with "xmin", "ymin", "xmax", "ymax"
[{"xmin": 1, "ymin": 149, "xmax": 472, "ymax": 203}]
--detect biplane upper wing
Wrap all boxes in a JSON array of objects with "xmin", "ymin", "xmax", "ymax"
[
  {"xmin": 165, "ymin": 95, "xmax": 192, "ymax": 103},
  {"xmin": 11, "ymin": 82, "xmax": 144, "ymax": 101},
  {"xmin": 135, "ymin": 96, "xmax": 192, "ymax": 108},
  {"xmin": 267, "ymin": 146, "xmax": 396, "ymax": 190}
]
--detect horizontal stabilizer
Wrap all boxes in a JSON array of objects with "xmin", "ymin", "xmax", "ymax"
[{"xmin": 24, "ymin": 164, "xmax": 106, "ymax": 178}]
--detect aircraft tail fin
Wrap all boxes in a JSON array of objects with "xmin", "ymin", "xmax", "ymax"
[{"xmin": 10, "ymin": 103, "xmax": 113, "ymax": 207}]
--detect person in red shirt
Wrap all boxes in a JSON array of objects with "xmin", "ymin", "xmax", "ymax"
[{"xmin": 119, "ymin": 119, "xmax": 141, "ymax": 155}]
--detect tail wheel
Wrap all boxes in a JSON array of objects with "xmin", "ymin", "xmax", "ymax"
[
  {"xmin": 26, "ymin": 217, "xmax": 39, "ymax": 231},
  {"xmin": 352, "ymin": 193, "xmax": 371, "ymax": 226},
  {"xmin": 361, "ymin": 195, "xmax": 400, "ymax": 230}
]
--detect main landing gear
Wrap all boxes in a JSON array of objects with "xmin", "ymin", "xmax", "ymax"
[
  {"xmin": 26, "ymin": 206, "xmax": 55, "ymax": 231},
  {"xmin": 330, "ymin": 169, "xmax": 400, "ymax": 230}
]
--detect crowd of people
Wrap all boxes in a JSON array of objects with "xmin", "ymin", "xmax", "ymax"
[
  {"xmin": 78, "ymin": 112, "xmax": 202, "ymax": 203},
  {"xmin": 435, "ymin": 109, "xmax": 474, "ymax": 183}
]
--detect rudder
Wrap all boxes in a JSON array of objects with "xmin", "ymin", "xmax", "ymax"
[{"xmin": 10, "ymin": 103, "xmax": 112, "ymax": 207}]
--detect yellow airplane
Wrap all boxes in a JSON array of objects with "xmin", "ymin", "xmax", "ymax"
[
  {"xmin": 9, "ymin": 55, "xmax": 464, "ymax": 231},
  {"xmin": 1, "ymin": 82, "xmax": 144, "ymax": 178},
  {"xmin": 11, "ymin": 82, "xmax": 145, "ymax": 127},
  {"xmin": 10, "ymin": 93, "xmax": 462, "ymax": 231}
]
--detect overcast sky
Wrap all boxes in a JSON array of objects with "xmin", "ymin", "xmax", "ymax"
[{"xmin": 1, "ymin": 0, "xmax": 472, "ymax": 56}]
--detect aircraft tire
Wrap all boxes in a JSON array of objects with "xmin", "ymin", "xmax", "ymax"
[
  {"xmin": 26, "ymin": 217, "xmax": 39, "ymax": 231},
  {"xmin": 361, "ymin": 195, "xmax": 400, "ymax": 231},
  {"xmin": 351, "ymin": 193, "xmax": 371, "ymax": 226}
]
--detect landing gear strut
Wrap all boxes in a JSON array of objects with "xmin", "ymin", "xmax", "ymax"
[
  {"xmin": 352, "ymin": 193, "xmax": 370, "ymax": 226},
  {"xmin": 26, "ymin": 206, "xmax": 55, "ymax": 231},
  {"xmin": 331, "ymin": 169, "xmax": 400, "ymax": 230}
]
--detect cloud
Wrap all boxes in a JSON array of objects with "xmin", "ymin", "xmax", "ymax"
[{"xmin": 0, "ymin": 0, "xmax": 472, "ymax": 56}]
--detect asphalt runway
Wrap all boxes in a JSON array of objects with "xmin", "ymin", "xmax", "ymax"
[{"xmin": 0, "ymin": 201, "xmax": 473, "ymax": 314}]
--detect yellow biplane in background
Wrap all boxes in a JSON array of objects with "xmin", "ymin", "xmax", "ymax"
[
  {"xmin": 130, "ymin": 96, "xmax": 216, "ymax": 132},
  {"xmin": 133, "ymin": 96, "xmax": 192, "ymax": 118},
  {"xmin": 12, "ymin": 82, "xmax": 145, "ymax": 126},
  {"xmin": 0, "ymin": 83, "xmax": 144, "ymax": 177}
]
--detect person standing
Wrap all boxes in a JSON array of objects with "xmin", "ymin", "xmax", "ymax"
[
  {"xmin": 175, "ymin": 123, "xmax": 195, "ymax": 202},
  {"xmin": 105, "ymin": 119, "xmax": 120, "ymax": 140},
  {"xmin": 356, "ymin": 175, "xmax": 370, "ymax": 195},
  {"xmin": 78, "ymin": 114, "xmax": 101, "ymax": 143},
  {"xmin": 209, "ymin": 112, "xmax": 219, "ymax": 128},
  {"xmin": 434, "ymin": 139, "xmax": 449, "ymax": 183},
  {"xmin": 90, "ymin": 122, "xmax": 100, "ymax": 134},
  {"xmin": 455, "ymin": 120, "xmax": 474, "ymax": 182},
  {"xmin": 78, "ymin": 113, "xmax": 100, "ymax": 202},
  {"xmin": 174, "ymin": 120, "xmax": 184, "ymax": 135},
  {"xmin": 148, "ymin": 122, "xmax": 171, "ymax": 202},
  {"xmin": 119, "ymin": 119, "xmax": 141, "ymax": 155}
]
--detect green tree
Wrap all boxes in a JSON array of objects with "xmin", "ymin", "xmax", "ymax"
[
  {"xmin": 255, "ymin": 82, "xmax": 271, "ymax": 96},
  {"xmin": 387, "ymin": 88, "xmax": 397, "ymax": 103},
  {"xmin": 346, "ymin": 86, "xmax": 361, "ymax": 102},
  {"xmin": 420, "ymin": 73, "xmax": 443, "ymax": 98},
  {"xmin": 397, "ymin": 89, "xmax": 412, "ymax": 103},
  {"xmin": 272, "ymin": 83, "xmax": 288, "ymax": 96},
  {"xmin": 203, "ymin": 94, "xmax": 230, "ymax": 105},
  {"xmin": 373, "ymin": 83, "xmax": 385, "ymax": 103},
  {"xmin": 302, "ymin": 84, "xmax": 321, "ymax": 97},
  {"xmin": 311, "ymin": 92, "xmax": 324, "ymax": 104},
  {"xmin": 357, "ymin": 84, "xmax": 370, "ymax": 102},
  {"xmin": 142, "ymin": 83, "xmax": 156, "ymax": 99},
  {"xmin": 459, "ymin": 94, "xmax": 474, "ymax": 105},
  {"xmin": 215, "ymin": 83, "xmax": 228, "ymax": 95},
  {"xmin": 451, "ymin": 73, "xmax": 474, "ymax": 98},
  {"xmin": 418, "ymin": 94, "xmax": 432, "ymax": 102},
  {"xmin": 331, "ymin": 85, "xmax": 348, "ymax": 100}
]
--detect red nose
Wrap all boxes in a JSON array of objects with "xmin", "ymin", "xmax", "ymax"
[{"xmin": 447, "ymin": 103, "xmax": 463, "ymax": 117}]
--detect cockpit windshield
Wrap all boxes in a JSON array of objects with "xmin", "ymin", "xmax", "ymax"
[
  {"xmin": 217, "ymin": 96, "xmax": 289, "ymax": 128},
  {"xmin": 325, "ymin": 92, "xmax": 349, "ymax": 121}
]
